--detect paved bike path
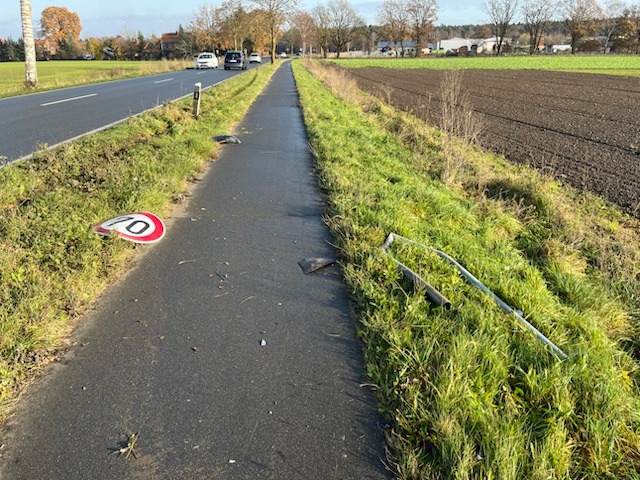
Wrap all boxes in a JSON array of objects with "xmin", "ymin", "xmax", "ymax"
[{"xmin": 0, "ymin": 63, "xmax": 389, "ymax": 479}]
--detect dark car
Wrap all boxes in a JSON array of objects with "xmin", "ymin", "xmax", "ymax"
[{"xmin": 224, "ymin": 51, "xmax": 247, "ymax": 70}]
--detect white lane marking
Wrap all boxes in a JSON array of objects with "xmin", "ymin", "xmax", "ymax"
[
  {"xmin": 196, "ymin": 71, "xmax": 208, "ymax": 75},
  {"xmin": 41, "ymin": 93, "xmax": 97, "ymax": 106},
  {"xmin": 154, "ymin": 78, "xmax": 174, "ymax": 84}
]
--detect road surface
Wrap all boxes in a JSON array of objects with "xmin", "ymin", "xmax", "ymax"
[{"xmin": 0, "ymin": 65, "xmax": 258, "ymax": 163}]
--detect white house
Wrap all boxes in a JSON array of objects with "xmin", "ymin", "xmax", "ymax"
[
  {"xmin": 376, "ymin": 41, "xmax": 430, "ymax": 56},
  {"xmin": 436, "ymin": 37, "xmax": 475, "ymax": 52}
]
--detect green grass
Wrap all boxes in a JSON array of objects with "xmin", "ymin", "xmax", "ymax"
[
  {"xmin": 293, "ymin": 59, "xmax": 640, "ymax": 478},
  {"xmin": 327, "ymin": 55, "xmax": 640, "ymax": 76},
  {"xmin": 0, "ymin": 59, "xmax": 194, "ymax": 98},
  {"xmin": 0, "ymin": 64, "xmax": 278, "ymax": 421}
]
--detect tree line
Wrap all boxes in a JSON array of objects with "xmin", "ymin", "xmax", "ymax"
[
  {"xmin": 480, "ymin": 0, "xmax": 640, "ymax": 55},
  {"xmin": 9, "ymin": 0, "xmax": 640, "ymax": 65}
]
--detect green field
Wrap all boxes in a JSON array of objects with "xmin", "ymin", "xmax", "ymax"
[
  {"xmin": 327, "ymin": 54, "xmax": 640, "ymax": 75},
  {"xmin": 0, "ymin": 59, "xmax": 193, "ymax": 98}
]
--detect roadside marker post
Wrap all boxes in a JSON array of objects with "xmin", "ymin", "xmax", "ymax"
[{"xmin": 193, "ymin": 82, "xmax": 202, "ymax": 119}]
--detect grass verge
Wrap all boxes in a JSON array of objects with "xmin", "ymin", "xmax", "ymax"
[
  {"xmin": 0, "ymin": 64, "xmax": 278, "ymax": 424},
  {"xmin": 326, "ymin": 55, "xmax": 640, "ymax": 76},
  {"xmin": 0, "ymin": 59, "xmax": 194, "ymax": 98},
  {"xmin": 293, "ymin": 59, "xmax": 640, "ymax": 478}
]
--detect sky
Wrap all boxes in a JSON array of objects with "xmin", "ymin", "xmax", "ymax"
[{"xmin": 2, "ymin": 0, "xmax": 486, "ymax": 40}]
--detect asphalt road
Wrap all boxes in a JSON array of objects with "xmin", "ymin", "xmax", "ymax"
[
  {"xmin": 0, "ymin": 62, "xmax": 390, "ymax": 479},
  {"xmin": 0, "ymin": 64, "xmax": 259, "ymax": 163}
]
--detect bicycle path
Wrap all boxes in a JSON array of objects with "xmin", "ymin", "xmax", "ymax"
[{"xmin": 0, "ymin": 62, "xmax": 390, "ymax": 479}]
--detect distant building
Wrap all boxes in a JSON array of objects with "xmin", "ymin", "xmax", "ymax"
[
  {"xmin": 160, "ymin": 32, "xmax": 179, "ymax": 59},
  {"xmin": 376, "ymin": 41, "xmax": 430, "ymax": 56}
]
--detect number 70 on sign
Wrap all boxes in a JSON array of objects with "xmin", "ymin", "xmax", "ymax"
[{"xmin": 94, "ymin": 212, "xmax": 165, "ymax": 244}]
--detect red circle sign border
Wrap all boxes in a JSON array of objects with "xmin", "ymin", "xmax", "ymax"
[{"xmin": 95, "ymin": 212, "xmax": 165, "ymax": 244}]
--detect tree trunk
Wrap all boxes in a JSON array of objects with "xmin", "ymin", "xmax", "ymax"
[{"xmin": 20, "ymin": 0, "xmax": 38, "ymax": 87}]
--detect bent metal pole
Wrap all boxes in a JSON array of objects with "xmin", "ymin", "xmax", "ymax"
[{"xmin": 382, "ymin": 233, "xmax": 568, "ymax": 361}]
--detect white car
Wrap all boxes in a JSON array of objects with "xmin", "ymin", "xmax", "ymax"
[
  {"xmin": 248, "ymin": 52, "xmax": 262, "ymax": 63},
  {"xmin": 195, "ymin": 52, "xmax": 219, "ymax": 69}
]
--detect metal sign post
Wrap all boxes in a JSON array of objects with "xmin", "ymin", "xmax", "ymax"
[{"xmin": 193, "ymin": 82, "xmax": 202, "ymax": 119}]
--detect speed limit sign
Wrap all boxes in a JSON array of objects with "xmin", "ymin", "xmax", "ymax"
[{"xmin": 94, "ymin": 212, "xmax": 165, "ymax": 244}]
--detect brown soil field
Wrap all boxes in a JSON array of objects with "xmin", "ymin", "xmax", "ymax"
[{"xmin": 347, "ymin": 67, "xmax": 640, "ymax": 217}]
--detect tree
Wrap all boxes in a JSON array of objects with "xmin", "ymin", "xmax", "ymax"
[
  {"xmin": 86, "ymin": 37, "xmax": 104, "ymax": 60},
  {"xmin": 176, "ymin": 25, "xmax": 196, "ymax": 58},
  {"xmin": 247, "ymin": 9, "xmax": 272, "ymax": 53},
  {"xmin": 378, "ymin": 0, "xmax": 411, "ymax": 56},
  {"xmin": 251, "ymin": 0, "xmax": 299, "ymax": 62},
  {"xmin": 406, "ymin": 0, "xmax": 439, "ymax": 56},
  {"xmin": 561, "ymin": 0, "xmax": 603, "ymax": 53},
  {"xmin": 312, "ymin": 5, "xmax": 331, "ymax": 57},
  {"xmin": 326, "ymin": 0, "xmax": 364, "ymax": 58},
  {"xmin": 40, "ymin": 6, "xmax": 82, "ymax": 56},
  {"xmin": 190, "ymin": 3, "xmax": 222, "ymax": 52},
  {"xmin": 483, "ymin": 0, "xmax": 519, "ymax": 54},
  {"xmin": 612, "ymin": 7, "xmax": 639, "ymax": 52},
  {"xmin": 602, "ymin": 0, "xmax": 625, "ymax": 53},
  {"xmin": 217, "ymin": 0, "xmax": 252, "ymax": 51},
  {"xmin": 290, "ymin": 10, "xmax": 315, "ymax": 55},
  {"xmin": 20, "ymin": 0, "xmax": 37, "ymax": 87},
  {"xmin": 521, "ymin": 0, "xmax": 555, "ymax": 54}
]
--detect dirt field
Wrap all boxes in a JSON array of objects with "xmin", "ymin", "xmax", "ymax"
[{"xmin": 347, "ymin": 67, "xmax": 640, "ymax": 217}]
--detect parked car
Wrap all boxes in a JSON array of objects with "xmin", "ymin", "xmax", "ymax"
[
  {"xmin": 248, "ymin": 52, "xmax": 262, "ymax": 63},
  {"xmin": 224, "ymin": 51, "xmax": 247, "ymax": 70},
  {"xmin": 280, "ymin": 52, "xmax": 288, "ymax": 58},
  {"xmin": 195, "ymin": 52, "xmax": 219, "ymax": 69}
]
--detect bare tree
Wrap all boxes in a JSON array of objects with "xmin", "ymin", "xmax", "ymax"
[
  {"xmin": 326, "ymin": 0, "xmax": 364, "ymax": 58},
  {"xmin": 561, "ymin": 0, "xmax": 603, "ymax": 53},
  {"xmin": 312, "ymin": 5, "xmax": 331, "ymax": 57},
  {"xmin": 378, "ymin": 0, "xmax": 411, "ymax": 56},
  {"xmin": 20, "ymin": 0, "xmax": 38, "ymax": 87},
  {"xmin": 190, "ymin": 3, "xmax": 222, "ymax": 52},
  {"xmin": 251, "ymin": 0, "xmax": 299, "ymax": 62},
  {"xmin": 484, "ymin": 0, "xmax": 519, "ymax": 54},
  {"xmin": 521, "ymin": 0, "xmax": 555, "ymax": 54},
  {"xmin": 602, "ymin": 0, "xmax": 625, "ymax": 53},
  {"xmin": 290, "ymin": 10, "xmax": 315, "ymax": 56},
  {"xmin": 406, "ymin": 0, "xmax": 438, "ymax": 57}
]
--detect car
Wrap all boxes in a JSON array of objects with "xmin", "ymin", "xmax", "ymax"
[
  {"xmin": 280, "ymin": 52, "xmax": 288, "ymax": 58},
  {"xmin": 248, "ymin": 52, "xmax": 262, "ymax": 63},
  {"xmin": 195, "ymin": 52, "xmax": 219, "ymax": 69},
  {"xmin": 224, "ymin": 50, "xmax": 247, "ymax": 70}
]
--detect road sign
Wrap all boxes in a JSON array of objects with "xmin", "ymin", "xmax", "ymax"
[{"xmin": 95, "ymin": 212, "xmax": 165, "ymax": 244}]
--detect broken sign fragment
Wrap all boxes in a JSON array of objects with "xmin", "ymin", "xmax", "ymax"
[
  {"xmin": 213, "ymin": 134, "xmax": 241, "ymax": 144},
  {"xmin": 94, "ymin": 212, "xmax": 165, "ymax": 244},
  {"xmin": 298, "ymin": 257, "xmax": 336, "ymax": 274}
]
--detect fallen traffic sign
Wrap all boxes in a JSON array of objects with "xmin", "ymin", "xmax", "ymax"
[{"xmin": 94, "ymin": 212, "xmax": 165, "ymax": 244}]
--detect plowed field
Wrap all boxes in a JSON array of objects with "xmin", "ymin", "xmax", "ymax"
[{"xmin": 348, "ymin": 67, "xmax": 640, "ymax": 217}]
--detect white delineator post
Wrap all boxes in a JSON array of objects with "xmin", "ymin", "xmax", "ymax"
[{"xmin": 193, "ymin": 82, "xmax": 202, "ymax": 119}]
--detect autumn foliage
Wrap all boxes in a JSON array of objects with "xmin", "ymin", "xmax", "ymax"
[{"xmin": 40, "ymin": 6, "xmax": 82, "ymax": 45}]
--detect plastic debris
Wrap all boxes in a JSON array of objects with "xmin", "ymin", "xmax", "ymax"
[
  {"xmin": 298, "ymin": 257, "xmax": 336, "ymax": 274},
  {"xmin": 260, "ymin": 339, "xmax": 267, "ymax": 346},
  {"xmin": 213, "ymin": 134, "xmax": 241, "ymax": 144}
]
